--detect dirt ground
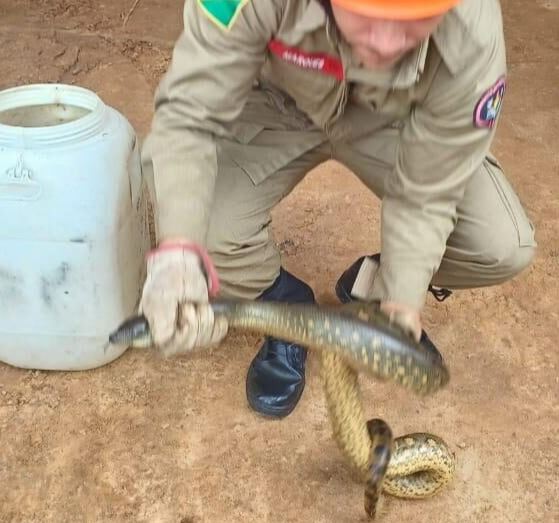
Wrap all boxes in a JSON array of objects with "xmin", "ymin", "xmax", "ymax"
[{"xmin": 0, "ymin": 1, "xmax": 558, "ymax": 522}]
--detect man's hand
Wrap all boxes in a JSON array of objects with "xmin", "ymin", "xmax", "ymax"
[
  {"xmin": 349, "ymin": 255, "xmax": 423, "ymax": 342},
  {"xmin": 380, "ymin": 301, "xmax": 422, "ymax": 342},
  {"xmin": 138, "ymin": 240, "xmax": 228, "ymax": 356}
]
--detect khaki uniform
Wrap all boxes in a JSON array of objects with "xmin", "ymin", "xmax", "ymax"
[{"xmin": 141, "ymin": 0, "xmax": 536, "ymax": 309}]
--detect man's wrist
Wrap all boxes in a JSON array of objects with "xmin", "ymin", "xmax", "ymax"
[{"xmin": 147, "ymin": 238, "xmax": 220, "ymax": 297}]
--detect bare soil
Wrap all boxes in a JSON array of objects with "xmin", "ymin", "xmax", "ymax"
[{"xmin": 0, "ymin": 1, "xmax": 558, "ymax": 522}]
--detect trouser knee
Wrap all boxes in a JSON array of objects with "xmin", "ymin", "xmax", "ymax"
[
  {"xmin": 207, "ymin": 236, "xmax": 282, "ymax": 300},
  {"xmin": 493, "ymin": 244, "xmax": 535, "ymax": 282},
  {"xmin": 435, "ymin": 240, "xmax": 536, "ymax": 290}
]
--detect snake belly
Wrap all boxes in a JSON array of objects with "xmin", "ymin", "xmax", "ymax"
[
  {"xmin": 319, "ymin": 351, "xmax": 455, "ymax": 499},
  {"xmin": 109, "ymin": 299, "xmax": 455, "ymax": 502},
  {"xmin": 210, "ymin": 300, "xmax": 449, "ymax": 395},
  {"xmin": 213, "ymin": 300, "xmax": 456, "ymax": 501}
]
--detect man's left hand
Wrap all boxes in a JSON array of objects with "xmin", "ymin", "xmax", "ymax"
[{"xmin": 380, "ymin": 301, "xmax": 422, "ymax": 342}]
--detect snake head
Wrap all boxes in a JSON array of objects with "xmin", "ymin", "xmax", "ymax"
[{"xmin": 108, "ymin": 314, "xmax": 153, "ymax": 348}]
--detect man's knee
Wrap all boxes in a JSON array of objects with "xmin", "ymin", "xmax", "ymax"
[
  {"xmin": 206, "ymin": 228, "xmax": 280, "ymax": 300},
  {"xmin": 438, "ymin": 221, "xmax": 536, "ymax": 289},
  {"xmin": 475, "ymin": 221, "xmax": 536, "ymax": 283},
  {"xmin": 444, "ymin": 155, "xmax": 537, "ymax": 287},
  {"xmin": 491, "ymin": 242, "xmax": 536, "ymax": 281},
  {"xmin": 481, "ymin": 157, "xmax": 537, "ymax": 280}
]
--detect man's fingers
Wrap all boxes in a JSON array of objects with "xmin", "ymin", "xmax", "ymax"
[
  {"xmin": 211, "ymin": 315, "xmax": 229, "ymax": 345},
  {"xmin": 159, "ymin": 302, "xmax": 228, "ymax": 356},
  {"xmin": 142, "ymin": 295, "xmax": 179, "ymax": 346},
  {"xmin": 138, "ymin": 246, "xmax": 214, "ymax": 352},
  {"xmin": 195, "ymin": 303, "xmax": 215, "ymax": 347},
  {"xmin": 173, "ymin": 302, "xmax": 199, "ymax": 350},
  {"xmin": 380, "ymin": 302, "xmax": 422, "ymax": 342}
]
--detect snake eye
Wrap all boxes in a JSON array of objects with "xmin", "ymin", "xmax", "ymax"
[{"xmin": 133, "ymin": 321, "xmax": 149, "ymax": 338}]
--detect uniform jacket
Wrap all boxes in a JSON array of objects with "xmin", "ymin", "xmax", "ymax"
[{"xmin": 142, "ymin": 0, "xmax": 507, "ymax": 308}]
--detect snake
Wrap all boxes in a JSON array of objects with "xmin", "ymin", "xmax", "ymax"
[{"xmin": 108, "ymin": 299, "xmax": 455, "ymax": 518}]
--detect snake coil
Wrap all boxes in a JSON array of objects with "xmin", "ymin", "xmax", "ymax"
[{"xmin": 109, "ymin": 299, "xmax": 455, "ymax": 518}]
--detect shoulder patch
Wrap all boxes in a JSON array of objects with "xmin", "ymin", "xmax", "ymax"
[
  {"xmin": 197, "ymin": 0, "xmax": 249, "ymax": 30},
  {"xmin": 474, "ymin": 76, "xmax": 506, "ymax": 129}
]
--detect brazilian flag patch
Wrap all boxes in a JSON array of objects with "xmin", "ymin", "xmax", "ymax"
[{"xmin": 197, "ymin": 0, "xmax": 249, "ymax": 30}]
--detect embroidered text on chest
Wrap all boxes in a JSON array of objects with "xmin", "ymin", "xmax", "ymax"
[{"xmin": 268, "ymin": 40, "xmax": 344, "ymax": 80}]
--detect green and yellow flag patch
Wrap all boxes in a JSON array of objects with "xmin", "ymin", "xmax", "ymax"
[{"xmin": 197, "ymin": 0, "xmax": 250, "ymax": 30}]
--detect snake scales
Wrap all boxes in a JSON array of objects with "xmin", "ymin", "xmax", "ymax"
[{"xmin": 109, "ymin": 299, "xmax": 455, "ymax": 518}]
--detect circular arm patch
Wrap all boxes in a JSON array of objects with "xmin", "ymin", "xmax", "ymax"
[{"xmin": 474, "ymin": 76, "xmax": 506, "ymax": 129}]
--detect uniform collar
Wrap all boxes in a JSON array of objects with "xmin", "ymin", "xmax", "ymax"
[
  {"xmin": 331, "ymin": 0, "xmax": 485, "ymax": 88},
  {"xmin": 342, "ymin": 37, "xmax": 429, "ymax": 89},
  {"xmin": 300, "ymin": 0, "xmax": 484, "ymax": 88},
  {"xmin": 279, "ymin": 0, "xmax": 329, "ymax": 45},
  {"xmin": 295, "ymin": 0, "xmax": 429, "ymax": 88},
  {"xmin": 432, "ymin": 0, "xmax": 485, "ymax": 75}
]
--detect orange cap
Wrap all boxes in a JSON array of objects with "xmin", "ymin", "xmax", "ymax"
[{"xmin": 330, "ymin": 0, "xmax": 461, "ymax": 19}]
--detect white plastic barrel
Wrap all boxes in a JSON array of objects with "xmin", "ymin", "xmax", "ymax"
[{"xmin": 0, "ymin": 83, "xmax": 152, "ymax": 370}]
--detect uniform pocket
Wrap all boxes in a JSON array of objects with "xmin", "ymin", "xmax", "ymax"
[
  {"xmin": 229, "ymin": 121, "xmax": 267, "ymax": 144},
  {"xmin": 484, "ymin": 154, "xmax": 535, "ymax": 247},
  {"xmin": 218, "ymin": 85, "xmax": 326, "ymax": 185},
  {"xmin": 219, "ymin": 129, "xmax": 325, "ymax": 185}
]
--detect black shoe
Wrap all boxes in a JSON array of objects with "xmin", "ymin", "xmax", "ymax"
[
  {"xmin": 246, "ymin": 268, "xmax": 315, "ymax": 418},
  {"xmin": 335, "ymin": 254, "xmax": 380, "ymax": 304},
  {"xmin": 335, "ymin": 253, "xmax": 453, "ymax": 305},
  {"xmin": 335, "ymin": 253, "xmax": 450, "ymax": 364},
  {"xmin": 418, "ymin": 330, "xmax": 443, "ymax": 364}
]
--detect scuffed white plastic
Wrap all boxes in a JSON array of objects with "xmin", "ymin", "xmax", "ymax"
[{"xmin": 0, "ymin": 83, "xmax": 151, "ymax": 370}]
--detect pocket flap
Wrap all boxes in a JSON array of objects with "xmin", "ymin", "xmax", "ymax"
[{"xmin": 219, "ymin": 129, "xmax": 325, "ymax": 185}]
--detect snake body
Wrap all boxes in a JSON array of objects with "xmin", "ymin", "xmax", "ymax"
[{"xmin": 109, "ymin": 299, "xmax": 455, "ymax": 518}]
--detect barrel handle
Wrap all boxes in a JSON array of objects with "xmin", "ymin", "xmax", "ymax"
[{"xmin": 0, "ymin": 154, "xmax": 42, "ymax": 201}]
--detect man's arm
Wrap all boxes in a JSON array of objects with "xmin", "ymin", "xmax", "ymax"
[
  {"xmin": 371, "ymin": 11, "xmax": 507, "ymax": 313},
  {"xmin": 137, "ymin": 0, "xmax": 283, "ymax": 352},
  {"xmin": 142, "ymin": 0, "xmax": 283, "ymax": 245}
]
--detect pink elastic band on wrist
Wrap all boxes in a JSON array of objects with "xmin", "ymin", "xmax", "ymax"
[{"xmin": 147, "ymin": 241, "xmax": 220, "ymax": 297}]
